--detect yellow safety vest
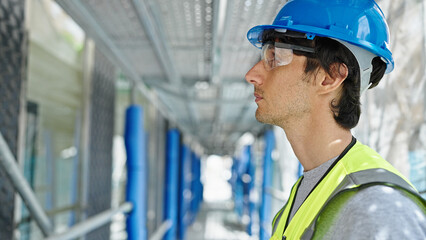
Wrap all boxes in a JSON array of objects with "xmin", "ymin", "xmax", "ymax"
[{"xmin": 270, "ymin": 140, "xmax": 425, "ymax": 240}]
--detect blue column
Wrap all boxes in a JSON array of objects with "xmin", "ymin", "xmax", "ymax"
[
  {"xmin": 237, "ymin": 145, "xmax": 254, "ymax": 234},
  {"xmin": 164, "ymin": 129, "xmax": 180, "ymax": 240},
  {"xmin": 260, "ymin": 130, "xmax": 275, "ymax": 240},
  {"xmin": 189, "ymin": 152, "xmax": 198, "ymax": 224},
  {"xmin": 232, "ymin": 155, "xmax": 243, "ymax": 217},
  {"xmin": 234, "ymin": 179, "xmax": 244, "ymax": 217},
  {"xmin": 195, "ymin": 154, "xmax": 202, "ymax": 215},
  {"xmin": 178, "ymin": 144, "xmax": 191, "ymax": 240},
  {"xmin": 69, "ymin": 114, "xmax": 81, "ymax": 226},
  {"xmin": 124, "ymin": 105, "xmax": 147, "ymax": 240},
  {"xmin": 245, "ymin": 145, "xmax": 255, "ymax": 235},
  {"xmin": 229, "ymin": 157, "xmax": 238, "ymax": 190},
  {"xmin": 189, "ymin": 153, "xmax": 203, "ymax": 222}
]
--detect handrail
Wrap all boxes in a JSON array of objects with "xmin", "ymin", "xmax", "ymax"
[
  {"xmin": 149, "ymin": 220, "xmax": 173, "ymax": 240},
  {"xmin": 0, "ymin": 132, "xmax": 53, "ymax": 236},
  {"xmin": 45, "ymin": 202, "xmax": 133, "ymax": 240}
]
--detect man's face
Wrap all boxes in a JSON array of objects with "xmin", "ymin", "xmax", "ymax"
[{"xmin": 245, "ymin": 54, "xmax": 313, "ymax": 127}]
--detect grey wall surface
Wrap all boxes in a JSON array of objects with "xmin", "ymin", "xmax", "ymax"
[
  {"xmin": 0, "ymin": 0, "xmax": 27, "ymax": 238},
  {"xmin": 86, "ymin": 49, "xmax": 116, "ymax": 239}
]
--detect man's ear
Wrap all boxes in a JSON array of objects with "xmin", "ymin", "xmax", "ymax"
[{"xmin": 318, "ymin": 63, "xmax": 348, "ymax": 94}]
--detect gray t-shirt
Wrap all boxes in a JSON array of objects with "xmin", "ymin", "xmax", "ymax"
[
  {"xmin": 321, "ymin": 185, "xmax": 426, "ymax": 240},
  {"xmin": 288, "ymin": 157, "xmax": 426, "ymax": 239}
]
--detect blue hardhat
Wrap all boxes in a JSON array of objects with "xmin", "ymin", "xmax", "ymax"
[{"xmin": 247, "ymin": 0, "xmax": 394, "ymax": 74}]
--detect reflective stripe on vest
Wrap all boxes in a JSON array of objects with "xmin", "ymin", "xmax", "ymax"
[{"xmin": 270, "ymin": 141, "xmax": 423, "ymax": 240}]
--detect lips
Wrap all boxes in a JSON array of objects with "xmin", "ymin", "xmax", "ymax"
[{"xmin": 254, "ymin": 93, "xmax": 263, "ymax": 102}]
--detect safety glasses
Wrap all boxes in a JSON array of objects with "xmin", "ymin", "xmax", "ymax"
[{"xmin": 261, "ymin": 42, "xmax": 315, "ymax": 71}]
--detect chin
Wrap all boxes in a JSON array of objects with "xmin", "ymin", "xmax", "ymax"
[
  {"xmin": 255, "ymin": 111, "xmax": 270, "ymax": 124},
  {"xmin": 256, "ymin": 110, "xmax": 282, "ymax": 126}
]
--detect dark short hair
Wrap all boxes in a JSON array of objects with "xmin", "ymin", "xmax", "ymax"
[{"xmin": 261, "ymin": 29, "xmax": 386, "ymax": 129}]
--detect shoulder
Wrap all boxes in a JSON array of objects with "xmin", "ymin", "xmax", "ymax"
[
  {"xmin": 317, "ymin": 185, "xmax": 426, "ymax": 240},
  {"xmin": 343, "ymin": 185, "xmax": 424, "ymax": 221}
]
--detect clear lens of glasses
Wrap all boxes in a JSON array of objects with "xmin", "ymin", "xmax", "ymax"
[
  {"xmin": 261, "ymin": 43, "xmax": 293, "ymax": 70},
  {"xmin": 261, "ymin": 42, "xmax": 314, "ymax": 70}
]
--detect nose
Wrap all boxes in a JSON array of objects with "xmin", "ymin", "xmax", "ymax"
[{"xmin": 245, "ymin": 60, "xmax": 264, "ymax": 86}]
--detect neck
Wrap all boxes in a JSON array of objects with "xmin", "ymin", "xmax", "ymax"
[{"xmin": 280, "ymin": 109, "xmax": 353, "ymax": 172}]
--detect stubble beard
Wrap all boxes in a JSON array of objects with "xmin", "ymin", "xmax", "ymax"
[
  {"xmin": 255, "ymin": 107, "xmax": 279, "ymax": 126},
  {"xmin": 255, "ymin": 101, "xmax": 307, "ymax": 127}
]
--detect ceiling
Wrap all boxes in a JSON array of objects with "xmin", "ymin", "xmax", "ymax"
[{"xmin": 55, "ymin": 0, "xmax": 287, "ymax": 154}]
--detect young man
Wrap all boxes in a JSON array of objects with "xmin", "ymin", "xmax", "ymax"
[{"xmin": 245, "ymin": 0, "xmax": 426, "ymax": 239}]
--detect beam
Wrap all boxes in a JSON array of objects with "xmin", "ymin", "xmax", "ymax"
[
  {"xmin": 150, "ymin": 220, "xmax": 172, "ymax": 240},
  {"xmin": 130, "ymin": 0, "xmax": 181, "ymax": 85},
  {"xmin": 210, "ymin": 0, "xmax": 230, "ymax": 135},
  {"xmin": 130, "ymin": 0, "xmax": 197, "ymax": 128},
  {"xmin": 46, "ymin": 202, "xmax": 133, "ymax": 240},
  {"xmin": 0, "ymin": 132, "xmax": 53, "ymax": 236}
]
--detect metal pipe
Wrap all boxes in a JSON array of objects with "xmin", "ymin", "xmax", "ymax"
[
  {"xmin": 0, "ymin": 132, "xmax": 53, "ymax": 236},
  {"xmin": 149, "ymin": 220, "xmax": 172, "ymax": 240},
  {"xmin": 265, "ymin": 187, "xmax": 287, "ymax": 202},
  {"xmin": 46, "ymin": 202, "xmax": 133, "ymax": 240},
  {"xmin": 80, "ymin": 38, "xmax": 95, "ymax": 225}
]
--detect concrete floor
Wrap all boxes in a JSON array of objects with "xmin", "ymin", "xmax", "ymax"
[{"xmin": 186, "ymin": 200, "xmax": 251, "ymax": 240}]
